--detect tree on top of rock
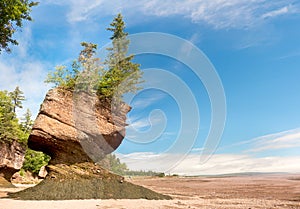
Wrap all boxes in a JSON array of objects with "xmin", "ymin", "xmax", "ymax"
[
  {"xmin": 98, "ymin": 13, "xmax": 143, "ymax": 101},
  {"xmin": 45, "ymin": 13, "xmax": 143, "ymax": 104}
]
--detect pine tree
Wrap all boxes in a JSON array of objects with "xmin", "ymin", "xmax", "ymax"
[
  {"xmin": 21, "ymin": 108, "xmax": 33, "ymax": 134},
  {"xmin": 9, "ymin": 86, "xmax": 25, "ymax": 114},
  {"xmin": 98, "ymin": 13, "xmax": 143, "ymax": 102},
  {"xmin": 0, "ymin": 90, "xmax": 23, "ymax": 143},
  {"xmin": 0, "ymin": 0, "xmax": 38, "ymax": 53},
  {"xmin": 76, "ymin": 42, "xmax": 103, "ymax": 93}
]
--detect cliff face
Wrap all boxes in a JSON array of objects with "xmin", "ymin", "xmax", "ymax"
[
  {"xmin": 0, "ymin": 140, "xmax": 26, "ymax": 181},
  {"xmin": 28, "ymin": 88, "xmax": 131, "ymax": 164}
]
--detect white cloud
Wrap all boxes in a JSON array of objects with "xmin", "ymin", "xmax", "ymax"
[
  {"xmin": 129, "ymin": 91, "xmax": 166, "ymax": 109},
  {"xmin": 45, "ymin": 0, "xmax": 299, "ymax": 29},
  {"xmin": 117, "ymin": 152, "xmax": 300, "ymax": 175},
  {"xmin": 219, "ymin": 127, "xmax": 300, "ymax": 154},
  {"xmin": 0, "ymin": 26, "xmax": 50, "ymax": 118},
  {"xmin": 126, "ymin": 109, "xmax": 167, "ymax": 143},
  {"xmin": 118, "ymin": 128, "xmax": 300, "ymax": 175},
  {"xmin": 0, "ymin": 59, "xmax": 50, "ymax": 118},
  {"xmin": 262, "ymin": 6, "xmax": 290, "ymax": 19},
  {"xmin": 246, "ymin": 128, "xmax": 300, "ymax": 153}
]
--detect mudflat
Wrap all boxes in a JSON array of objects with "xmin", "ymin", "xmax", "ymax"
[{"xmin": 1, "ymin": 174, "xmax": 300, "ymax": 208}]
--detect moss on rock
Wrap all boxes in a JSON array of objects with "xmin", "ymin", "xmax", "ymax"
[{"xmin": 8, "ymin": 163, "xmax": 171, "ymax": 200}]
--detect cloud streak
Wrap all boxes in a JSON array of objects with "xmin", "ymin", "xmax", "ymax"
[
  {"xmin": 46, "ymin": 0, "xmax": 299, "ymax": 29},
  {"xmin": 117, "ymin": 127, "xmax": 300, "ymax": 175},
  {"xmin": 246, "ymin": 128, "xmax": 300, "ymax": 153},
  {"xmin": 0, "ymin": 26, "xmax": 50, "ymax": 118},
  {"xmin": 117, "ymin": 152, "xmax": 300, "ymax": 175},
  {"xmin": 262, "ymin": 6, "xmax": 291, "ymax": 19}
]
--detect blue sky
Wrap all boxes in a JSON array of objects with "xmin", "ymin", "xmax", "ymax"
[{"xmin": 1, "ymin": 0, "xmax": 300, "ymax": 175}]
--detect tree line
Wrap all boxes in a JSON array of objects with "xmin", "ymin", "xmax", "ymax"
[
  {"xmin": 0, "ymin": 86, "xmax": 30, "ymax": 144},
  {"xmin": 0, "ymin": 87, "xmax": 50, "ymax": 175}
]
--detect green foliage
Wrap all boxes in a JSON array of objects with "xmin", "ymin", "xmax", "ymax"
[
  {"xmin": 99, "ymin": 154, "xmax": 163, "ymax": 177},
  {"xmin": 0, "ymin": 0, "xmax": 38, "ymax": 53},
  {"xmin": 45, "ymin": 42, "xmax": 103, "ymax": 93},
  {"xmin": 19, "ymin": 168, "xmax": 25, "ymax": 177},
  {"xmin": 99, "ymin": 154, "xmax": 128, "ymax": 175},
  {"xmin": 21, "ymin": 108, "xmax": 33, "ymax": 134},
  {"xmin": 0, "ymin": 88, "xmax": 31, "ymax": 144},
  {"xmin": 98, "ymin": 13, "xmax": 143, "ymax": 102},
  {"xmin": 0, "ymin": 90, "xmax": 22, "ymax": 143},
  {"xmin": 45, "ymin": 65, "xmax": 79, "ymax": 90},
  {"xmin": 124, "ymin": 170, "xmax": 162, "ymax": 177},
  {"xmin": 45, "ymin": 13, "xmax": 143, "ymax": 104},
  {"xmin": 9, "ymin": 86, "xmax": 25, "ymax": 114},
  {"xmin": 0, "ymin": 88, "xmax": 51, "ymax": 175},
  {"xmin": 156, "ymin": 172, "xmax": 166, "ymax": 178},
  {"xmin": 22, "ymin": 149, "xmax": 50, "ymax": 174}
]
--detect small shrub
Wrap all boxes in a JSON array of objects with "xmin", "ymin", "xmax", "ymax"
[{"xmin": 156, "ymin": 173, "xmax": 165, "ymax": 178}]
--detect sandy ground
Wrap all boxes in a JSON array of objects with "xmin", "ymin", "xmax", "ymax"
[{"xmin": 1, "ymin": 174, "xmax": 300, "ymax": 209}]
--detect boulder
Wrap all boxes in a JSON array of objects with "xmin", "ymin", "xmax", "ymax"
[
  {"xmin": 0, "ymin": 140, "xmax": 26, "ymax": 181},
  {"xmin": 28, "ymin": 88, "xmax": 131, "ymax": 164},
  {"xmin": 38, "ymin": 165, "xmax": 48, "ymax": 178}
]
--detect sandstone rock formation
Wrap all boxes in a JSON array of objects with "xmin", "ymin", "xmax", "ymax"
[
  {"xmin": 0, "ymin": 140, "xmax": 26, "ymax": 181},
  {"xmin": 12, "ymin": 88, "xmax": 171, "ymax": 200},
  {"xmin": 28, "ymin": 88, "xmax": 131, "ymax": 164}
]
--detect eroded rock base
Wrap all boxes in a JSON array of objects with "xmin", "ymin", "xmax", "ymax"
[{"xmin": 8, "ymin": 163, "xmax": 171, "ymax": 200}]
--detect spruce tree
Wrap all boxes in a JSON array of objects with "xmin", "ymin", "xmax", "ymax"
[
  {"xmin": 0, "ymin": 90, "xmax": 26, "ymax": 143},
  {"xmin": 98, "ymin": 13, "xmax": 143, "ymax": 102},
  {"xmin": 0, "ymin": 0, "xmax": 38, "ymax": 53},
  {"xmin": 9, "ymin": 86, "xmax": 25, "ymax": 114}
]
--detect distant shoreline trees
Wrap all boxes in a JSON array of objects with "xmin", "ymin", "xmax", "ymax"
[
  {"xmin": 0, "ymin": 86, "xmax": 50, "ymax": 175},
  {"xmin": 98, "ymin": 153, "xmax": 165, "ymax": 177}
]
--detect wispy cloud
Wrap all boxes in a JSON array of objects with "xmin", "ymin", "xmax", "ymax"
[
  {"xmin": 278, "ymin": 51, "xmax": 300, "ymax": 59},
  {"xmin": 246, "ymin": 128, "xmax": 300, "ymax": 153},
  {"xmin": 129, "ymin": 91, "xmax": 166, "ymax": 109},
  {"xmin": 220, "ymin": 128, "xmax": 300, "ymax": 154},
  {"xmin": 262, "ymin": 6, "xmax": 291, "ymax": 19},
  {"xmin": 117, "ymin": 152, "xmax": 300, "ymax": 175},
  {"xmin": 0, "ymin": 60, "xmax": 50, "ymax": 118},
  {"xmin": 0, "ymin": 26, "xmax": 50, "ymax": 118},
  {"xmin": 126, "ymin": 109, "xmax": 168, "ymax": 143},
  {"xmin": 46, "ymin": 0, "xmax": 299, "ymax": 29},
  {"xmin": 118, "ymin": 128, "xmax": 300, "ymax": 175}
]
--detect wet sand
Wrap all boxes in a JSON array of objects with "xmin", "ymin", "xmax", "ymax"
[{"xmin": 1, "ymin": 174, "xmax": 300, "ymax": 208}]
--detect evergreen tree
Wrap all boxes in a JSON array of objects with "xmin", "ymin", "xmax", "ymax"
[
  {"xmin": 21, "ymin": 108, "xmax": 33, "ymax": 134},
  {"xmin": 45, "ymin": 14, "xmax": 143, "ymax": 104},
  {"xmin": 0, "ymin": 90, "xmax": 25, "ymax": 143},
  {"xmin": 0, "ymin": 0, "xmax": 38, "ymax": 53},
  {"xmin": 98, "ymin": 13, "xmax": 143, "ymax": 102},
  {"xmin": 76, "ymin": 42, "xmax": 103, "ymax": 93},
  {"xmin": 45, "ymin": 42, "xmax": 103, "ymax": 92},
  {"xmin": 9, "ymin": 86, "xmax": 25, "ymax": 114},
  {"xmin": 98, "ymin": 154, "xmax": 128, "ymax": 175}
]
